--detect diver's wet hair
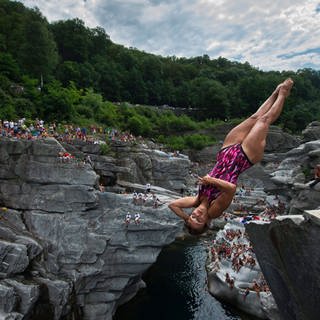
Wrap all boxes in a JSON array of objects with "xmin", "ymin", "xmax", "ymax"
[{"xmin": 184, "ymin": 223, "xmax": 209, "ymax": 236}]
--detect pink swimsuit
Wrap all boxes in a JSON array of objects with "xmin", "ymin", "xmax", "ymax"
[{"xmin": 198, "ymin": 143, "xmax": 253, "ymax": 204}]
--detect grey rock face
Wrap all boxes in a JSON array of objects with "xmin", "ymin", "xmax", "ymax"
[
  {"xmin": 269, "ymin": 140, "xmax": 320, "ymax": 213},
  {"xmin": 302, "ymin": 121, "xmax": 320, "ymax": 142},
  {"xmin": 0, "ymin": 283, "xmax": 18, "ymax": 313},
  {"xmin": 2, "ymin": 279, "xmax": 39, "ymax": 315},
  {"xmin": 265, "ymin": 126, "xmax": 300, "ymax": 153},
  {"xmin": 0, "ymin": 241, "xmax": 29, "ymax": 277},
  {"xmin": 246, "ymin": 211, "xmax": 320, "ymax": 320},
  {"xmin": 114, "ymin": 144, "xmax": 191, "ymax": 191},
  {"xmin": 67, "ymin": 139, "xmax": 192, "ymax": 193},
  {"xmin": 0, "ymin": 138, "xmax": 183, "ymax": 320}
]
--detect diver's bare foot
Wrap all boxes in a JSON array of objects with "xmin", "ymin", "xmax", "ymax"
[
  {"xmin": 274, "ymin": 80, "xmax": 287, "ymax": 95},
  {"xmin": 279, "ymin": 78, "xmax": 294, "ymax": 97}
]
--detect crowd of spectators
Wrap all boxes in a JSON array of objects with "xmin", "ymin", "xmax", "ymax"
[
  {"xmin": 210, "ymin": 229, "xmax": 256, "ymax": 274},
  {"xmin": 0, "ymin": 118, "xmax": 143, "ymax": 146},
  {"xmin": 1, "ymin": 118, "xmax": 47, "ymax": 139},
  {"xmin": 209, "ymin": 225, "xmax": 271, "ymax": 297},
  {"xmin": 132, "ymin": 189, "xmax": 165, "ymax": 209}
]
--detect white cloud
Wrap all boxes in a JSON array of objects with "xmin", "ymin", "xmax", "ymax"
[{"xmin": 19, "ymin": 0, "xmax": 320, "ymax": 71}]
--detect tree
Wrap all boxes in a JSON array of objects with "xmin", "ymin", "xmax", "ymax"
[
  {"xmin": 0, "ymin": 52, "xmax": 20, "ymax": 80},
  {"xmin": 42, "ymin": 81, "xmax": 80, "ymax": 121},
  {"xmin": 50, "ymin": 18, "xmax": 91, "ymax": 63}
]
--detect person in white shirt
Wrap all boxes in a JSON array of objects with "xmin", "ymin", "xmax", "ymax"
[
  {"xmin": 134, "ymin": 213, "xmax": 141, "ymax": 224},
  {"xmin": 125, "ymin": 212, "xmax": 131, "ymax": 226}
]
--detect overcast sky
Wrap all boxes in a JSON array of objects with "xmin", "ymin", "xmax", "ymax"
[{"xmin": 20, "ymin": 0, "xmax": 320, "ymax": 71}]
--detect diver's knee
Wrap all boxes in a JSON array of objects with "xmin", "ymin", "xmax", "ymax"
[
  {"xmin": 259, "ymin": 114, "xmax": 272, "ymax": 124},
  {"xmin": 249, "ymin": 114, "xmax": 259, "ymax": 121}
]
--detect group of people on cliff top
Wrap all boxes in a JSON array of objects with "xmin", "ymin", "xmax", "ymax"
[
  {"xmin": 132, "ymin": 190, "xmax": 164, "ymax": 209},
  {"xmin": 0, "ymin": 118, "xmax": 141, "ymax": 145}
]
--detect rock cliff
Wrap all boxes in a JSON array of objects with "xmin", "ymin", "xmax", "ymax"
[
  {"xmin": 269, "ymin": 140, "xmax": 320, "ymax": 213},
  {"xmin": 62, "ymin": 139, "xmax": 191, "ymax": 192},
  {"xmin": 0, "ymin": 138, "xmax": 186, "ymax": 320},
  {"xmin": 0, "ymin": 123, "xmax": 319, "ymax": 320},
  {"xmin": 246, "ymin": 211, "xmax": 320, "ymax": 320}
]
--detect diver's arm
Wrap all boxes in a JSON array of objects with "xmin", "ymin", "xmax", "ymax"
[
  {"xmin": 199, "ymin": 175, "xmax": 236, "ymax": 194},
  {"xmin": 168, "ymin": 196, "xmax": 199, "ymax": 222},
  {"xmin": 207, "ymin": 191, "xmax": 234, "ymax": 219},
  {"xmin": 199, "ymin": 175, "xmax": 236, "ymax": 220}
]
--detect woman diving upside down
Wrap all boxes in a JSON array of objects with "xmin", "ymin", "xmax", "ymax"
[{"xmin": 169, "ymin": 78, "xmax": 294, "ymax": 234}]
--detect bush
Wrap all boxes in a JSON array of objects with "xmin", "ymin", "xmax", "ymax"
[
  {"xmin": 100, "ymin": 142, "xmax": 111, "ymax": 155},
  {"xmin": 75, "ymin": 104, "xmax": 94, "ymax": 119},
  {"xmin": 157, "ymin": 133, "xmax": 215, "ymax": 151},
  {"xmin": 185, "ymin": 134, "xmax": 214, "ymax": 150},
  {"xmin": 127, "ymin": 115, "xmax": 153, "ymax": 136}
]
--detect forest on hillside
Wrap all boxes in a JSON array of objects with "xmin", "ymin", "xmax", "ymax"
[{"xmin": 0, "ymin": 0, "xmax": 320, "ymax": 149}]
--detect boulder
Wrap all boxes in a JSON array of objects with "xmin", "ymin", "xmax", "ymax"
[
  {"xmin": 246, "ymin": 211, "xmax": 320, "ymax": 320},
  {"xmin": 302, "ymin": 121, "xmax": 320, "ymax": 142},
  {"xmin": 0, "ymin": 241, "xmax": 29, "ymax": 278}
]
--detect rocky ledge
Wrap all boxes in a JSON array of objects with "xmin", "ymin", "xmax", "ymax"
[
  {"xmin": 246, "ymin": 210, "xmax": 320, "ymax": 320},
  {"xmin": 0, "ymin": 138, "xmax": 185, "ymax": 320}
]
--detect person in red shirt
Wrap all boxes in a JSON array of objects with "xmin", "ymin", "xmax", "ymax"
[{"xmin": 310, "ymin": 164, "xmax": 320, "ymax": 188}]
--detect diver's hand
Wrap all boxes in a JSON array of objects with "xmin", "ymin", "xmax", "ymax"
[{"xmin": 199, "ymin": 175, "xmax": 213, "ymax": 185}]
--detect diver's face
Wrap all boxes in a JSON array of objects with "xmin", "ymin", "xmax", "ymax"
[{"xmin": 187, "ymin": 206, "xmax": 208, "ymax": 231}]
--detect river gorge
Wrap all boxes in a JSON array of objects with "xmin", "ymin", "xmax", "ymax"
[{"xmin": 0, "ymin": 121, "xmax": 319, "ymax": 320}]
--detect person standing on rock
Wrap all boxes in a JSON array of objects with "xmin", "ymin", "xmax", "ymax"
[
  {"xmin": 309, "ymin": 164, "xmax": 320, "ymax": 188},
  {"xmin": 169, "ymin": 78, "xmax": 294, "ymax": 234}
]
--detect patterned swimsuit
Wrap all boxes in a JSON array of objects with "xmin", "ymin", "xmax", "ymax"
[{"xmin": 198, "ymin": 143, "xmax": 253, "ymax": 204}]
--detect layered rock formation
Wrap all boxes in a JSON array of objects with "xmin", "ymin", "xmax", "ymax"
[
  {"xmin": 0, "ymin": 138, "xmax": 187, "ymax": 320},
  {"xmin": 302, "ymin": 121, "xmax": 320, "ymax": 142},
  {"xmin": 269, "ymin": 140, "xmax": 320, "ymax": 213},
  {"xmin": 246, "ymin": 211, "xmax": 320, "ymax": 320},
  {"xmin": 0, "ymin": 122, "xmax": 318, "ymax": 320},
  {"xmin": 62, "ymin": 139, "xmax": 191, "ymax": 192}
]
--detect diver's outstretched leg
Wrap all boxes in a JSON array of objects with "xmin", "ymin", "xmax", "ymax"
[
  {"xmin": 242, "ymin": 78, "xmax": 293, "ymax": 164},
  {"xmin": 222, "ymin": 81, "xmax": 285, "ymax": 148}
]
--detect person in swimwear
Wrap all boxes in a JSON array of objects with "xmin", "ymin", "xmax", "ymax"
[{"xmin": 169, "ymin": 78, "xmax": 294, "ymax": 234}]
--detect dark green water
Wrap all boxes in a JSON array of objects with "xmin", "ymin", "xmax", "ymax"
[{"xmin": 114, "ymin": 237, "xmax": 258, "ymax": 320}]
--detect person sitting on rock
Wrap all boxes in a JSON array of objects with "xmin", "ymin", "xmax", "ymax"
[
  {"xmin": 125, "ymin": 212, "xmax": 131, "ymax": 226},
  {"xmin": 152, "ymin": 193, "xmax": 163, "ymax": 208},
  {"xmin": 252, "ymin": 280, "xmax": 261, "ymax": 296},
  {"xmin": 243, "ymin": 287, "xmax": 250, "ymax": 300},
  {"xmin": 137, "ymin": 193, "xmax": 144, "ymax": 205},
  {"xmin": 134, "ymin": 213, "xmax": 141, "ymax": 225},
  {"xmin": 309, "ymin": 164, "xmax": 320, "ymax": 189},
  {"xmin": 169, "ymin": 78, "xmax": 294, "ymax": 234},
  {"xmin": 145, "ymin": 183, "xmax": 151, "ymax": 194},
  {"xmin": 225, "ymin": 272, "xmax": 231, "ymax": 284},
  {"xmin": 229, "ymin": 278, "xmax": 235, "ymax": 289}
]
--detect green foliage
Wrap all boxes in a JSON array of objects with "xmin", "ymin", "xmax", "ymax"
[
  {"xmin": 0, "ymin": 0, "xmax": 319, "ymax": 140},
  {"xmin": 99, "ymin": 102, "xmax": 118, "ymax": 125},
  {"xmin": 75, "ymin": 104, "xmax": 94, "ymax": 119},
  {"xmin": 0, "ymin": 88, "xmax": 14, "ymax": 119},
  {"xmin": 127, "ymin": 114, "xmax": 153, "ymax": 136},
  {"xmin": 0, "ymin": 53, "xmax": 20, "ymax": 80},
  {"xmin": 185, "ymin": 134, "xmax": 214, "ymax": 150},
  {"xmin": 100, "ymin": 142, "xmax": 111, "ymax": 155},
  {"xmin": 158, "ymin": 133, "xmax": 215, "ymax": 151},
  {"xmin": 42, "ymin": 81, "xmax": 79, "ymax": 121}
]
